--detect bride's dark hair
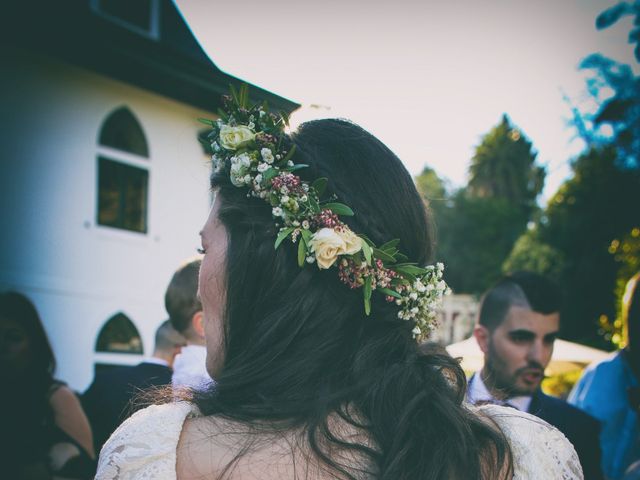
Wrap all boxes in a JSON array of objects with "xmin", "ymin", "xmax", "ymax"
[{"xmin": 193, "ymin": 119, "xmax": 511, "ymax": 479}]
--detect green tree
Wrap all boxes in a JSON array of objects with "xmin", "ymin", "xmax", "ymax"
[
  {"xmin": 535, "ymin": 147, "xmax": 639, "ymax": 347},
  {"xmin": 416, "ymin": 117, "xmax": 545, "ymax": 295},
  {"xmin": 468, "ymin": 115, "xmax": 545, "ymax": 217},
  {"xmin": 502, "ymin": 228, "xmax": 564, "ymax": 280}
]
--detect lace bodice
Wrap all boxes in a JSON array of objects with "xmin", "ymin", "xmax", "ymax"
[
  {"xmin": 96, "ymin": 402, "xmax": 198, "ymax": 480},
  {"xmin": 96, "ymin": 402, "xmax": 583, "ymax": 479},
  {"xmin": 476, "ymin": 404, "xmax": 583, "ymax": 479}
]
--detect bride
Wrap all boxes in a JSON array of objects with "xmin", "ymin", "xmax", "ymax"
[{"xmin": 96, "ymin": 88, "xmax": 582, "ymax": 479}]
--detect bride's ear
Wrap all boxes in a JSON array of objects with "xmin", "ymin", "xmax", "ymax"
[
  {"xmin": 192, "ymin": 311, "xmax": 205, "ymax": 338},
  {"xmin": 473, "ymin": 325, "xmax": 490, "ymax": 354}
]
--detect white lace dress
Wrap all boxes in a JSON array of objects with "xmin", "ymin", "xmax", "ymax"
[{"xmin": 96, "ymin": 402, "xmax": 583, "ymax": 479}]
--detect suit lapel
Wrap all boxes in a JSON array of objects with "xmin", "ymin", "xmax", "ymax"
[{"xmin": 528, "ymin": 388, "xmax": 544, "ymax": 415}]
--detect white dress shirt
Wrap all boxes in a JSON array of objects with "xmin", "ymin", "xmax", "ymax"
[
  {"xmin": 171, "ymin": 345, "xmax": 213, "ymax": 390},
  {"xmin": 467, "ymin": 372, "xmax": 532, "ymax": 412}
]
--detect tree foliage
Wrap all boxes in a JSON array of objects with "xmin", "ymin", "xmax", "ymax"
[
  {"xmin": 468, "ymin": 115, "xmax": 545, "ymax": 216},
  {"xmin": 416, "ymin": 116, "xmax": 544, "ymax": 295},
  {"xmin": 506, "ymin": 147, "xmax": 640, "ymax": 347}
]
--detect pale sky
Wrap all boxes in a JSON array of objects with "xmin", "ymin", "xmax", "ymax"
[{"xmin": 176, "ymin": 0, "xmax": 637, "ymax": 202}]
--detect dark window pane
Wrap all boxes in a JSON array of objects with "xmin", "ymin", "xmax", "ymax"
[
  {"xmin": 99, "ymin": 107, "xmax": 149, "ymax": 157},
  {"xmin": 95, "ymin": 313, "xmax": 144, "ymax": 354},
  {"xmin": 97, "ymin": 157, "xmax": 148, "ymax": 233},
  {"xmin": 98, "ymin": 0, "xmax": 152, "ymax": 32}
]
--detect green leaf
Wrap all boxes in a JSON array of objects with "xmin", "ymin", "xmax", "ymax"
[
  {"xmin": 364, "ymin": 276, "xmax": 372, "ymax": 316},
  {"xmin": 229, "ymin": 84, "xmax": 240, "ymax": 106},
  {"xmin": 285, "ymin": 164, "xmax": 309, "ymax": 173},
  {"xmin": 274, "ymin": 227, "xmax": 295, "ymax": 249},
  {"xmin": 378, "ymin": 287, "xmax": 402, "ymax": 299},
  {"xmin": 282, "ymin": 144, "xmax": 297, "ymax": 163},
  {"xmin": 394, "ymin": 265, "xmax": 428, "ymax": 276},
  {"xmin": 198, "ymin": 118, "xmax": 215, "ymax": 126},
  {"xmin": 372, "ymin": 248, "xmax": 396, "ymax": 264},
  {"xmin": 311, "ymin": 177, "xmax": 328, "ymax": 197},
  {"xmin": 263, "ymin": 168, "xmax": 280, "ymax": 182},
  {"xmin": 301, "ymin": 229, "xmax": 312, "ymax": 244},
  {"xmin": 239, "ymin": 84, "xmax": 249, "ymax": 108},
  {"xmin": 323, "ymin": 202, "xmax": 354, "ymax": 216},
  {"xmin": 308, "ymin": 194, "xmax": 320, "ymax": 214},
  {"xmin": 298, "ymin": 236, "xmax": 306, "ymax": 267},
  {"xmin": 359, "ymin": 234, "xmax": 376, "ymax": 248},
  {"xmin": 395, "ymin": 253, "xmax": 409, "ymax": 263},
  {"xmin": 361, "ymin": 240, "xmax": 372, "ymax": 266},
  {"xmin": 379, "ymin": 239, "xmax": 400, "ymax": 252}
]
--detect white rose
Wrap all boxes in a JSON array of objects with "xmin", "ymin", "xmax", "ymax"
[
  {"xmin": 309, "ymin": 228, "xmax": 348, "ymax": 269},
  {"xmin": 336, "ymin": 228, "xmax": 362, "ymax": 255},
  {"xmin": 219, "ymin": 125, "xmax": 255, "ymax": 150},
  {"xmin": 261, "ymin": 147, "xmax": 274, "ymax": 163}
]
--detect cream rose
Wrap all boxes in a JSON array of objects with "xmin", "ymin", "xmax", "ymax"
[
  {"xmin": 309, "ymin": 228, "xmax": 347, "ymax": 269},
  {"xmin": 219, "ymin": 125, "xmax": 255, "ymax": 150},
  {"xmin": 337, "ymin": 228, "xmax": 362, "ymax": 255}
]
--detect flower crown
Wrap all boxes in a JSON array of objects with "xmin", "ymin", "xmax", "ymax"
[{"xmin": 201, "ymin": 85, "xmax": 450, "ymax": 338}]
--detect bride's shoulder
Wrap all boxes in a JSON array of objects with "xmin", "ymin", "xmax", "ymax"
[
  {"xmin": 96, "ymin": 402, "xmax": 200, "ymax": 480},
  {"xmin": 475, "ymin": 404, "xmax": 584, "ymax": 479}
]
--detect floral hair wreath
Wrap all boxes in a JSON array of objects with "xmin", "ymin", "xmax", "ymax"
[{"xmin": 200, "ymin": 85, "xmax": 450, "ymax": 339}]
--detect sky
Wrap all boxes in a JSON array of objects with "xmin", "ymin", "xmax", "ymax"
[{"xmin": 176, "ymin": 0, "xmax": 637, "ymax": 202}]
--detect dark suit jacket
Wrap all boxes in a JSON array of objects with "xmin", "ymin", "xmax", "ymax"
[
  {"xmin": 82, "ymin": 361, "xmax": 172, "ymax": 453},
  {"xmin": 528, "ymin": 389, "xmax": 603, "ymax": 480}
]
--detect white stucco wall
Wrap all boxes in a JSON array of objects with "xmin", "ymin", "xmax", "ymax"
[{"xmin": 0, "ymin": 48, "xmax": 214, "ymax": 391}]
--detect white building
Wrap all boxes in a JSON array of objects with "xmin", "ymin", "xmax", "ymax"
[
  {"xmin": 0, "ymin": 0, "xmax": 298, "ymax": 391},
  {"xmin": 431, "ymin": 294, "xmax": 479, "ymax": 345}
]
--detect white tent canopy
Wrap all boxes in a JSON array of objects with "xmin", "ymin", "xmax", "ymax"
[{"xmin": 445, "ymin": 336, "xmax": 611, "ymax": 376}]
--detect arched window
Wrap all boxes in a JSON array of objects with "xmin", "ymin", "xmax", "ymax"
[
  {"xmin": 95, "ymin": 312, "xmax": 144, "ymax": 354},
  {"xmin": 99, "ymin": 107, "xmax": 149, "ymax": 157},
  {"xmin": 97, "ymin": 107, "xmax": 149, "ymax": 233}
]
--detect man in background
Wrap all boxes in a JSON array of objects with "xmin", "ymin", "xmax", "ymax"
[
  {"xmin": 83, "ymin": 320, "xmax": 185, "ymax": 452},
  {"xmin": 468, "ymin": 271, "xmax": 603, "ymax": 480},
  {"xmin": 165, "ymin": 257, "xmax": 211, "ymax": 390},
  {"xmin": 570, "ymin": 272, "xmax": 640, "ymax": 480}
]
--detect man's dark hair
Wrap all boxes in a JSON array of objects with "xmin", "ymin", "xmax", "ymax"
[
  {"xmin": 164, "ymin": 258, "xmax": 202, "ymax": 334},
  {"xmin": 478, "ymin": 271, "xmax": 562, "ymax": 331}
]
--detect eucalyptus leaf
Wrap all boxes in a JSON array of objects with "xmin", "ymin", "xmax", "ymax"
[
  {"xmin": 395, "ymin": 253, "xmax": 409, "ymax": 263},
  {"xmin": 359, "ymin": 234, "xmax": 376, "ymax": 248},
  {"xmin": 301, "ymin": 229, "xmax": 312, "ymax": 244},
  {"xmin": 298, "ymin": 237, "xmax": 306, "ymax": 267},
  {"xmin": 308, "ymin": 194, "xmax": 320, "ymax": 214},
  {"xmin": 378, "ymin": 287, "xmax": 402, "ymax": 299},
  {"xmin": 379, "ymin": 239, "xmax": 400, "ymax": 252},
  {"xmin": 361, "ymin": 240, "xmax": 372, "ymax": 266},
  {"xmin": 364, "ymin": 276, "xmax": 372, "ymax": 316},
  {"xmin": 394, "ymin": 265, "xmax": 428, "ymax": 276},
  {"xmin": 285, "ymin": 164, "xmax": 309, "ymax": 173},
  {"xmin": 274, "ymin": 227, "xmax": 295, "ymax": 249},
  {"xmin": 323, "ymin": 203, "xmax": 354, "ymax": 216},
  {"xmin": 311, "ymin": 177, "xmax": 328, "ymax": 197},
  {"xmin": 372, "ymin": 248, "xmax": 396, "ymax": 264},
  {"xmin": 263, "ymin": 168, "xmax": 279, "ymax": 182},
  {"xmin": 282, "ymin": 144, "xmax": 297, "ymax": 163}
]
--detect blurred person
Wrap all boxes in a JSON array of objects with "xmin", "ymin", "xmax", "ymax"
[
  {"xmin": 82, "ymin": 320, "xmax": 186, "ymax": 453},
  {"xmin": 95, "ymin": 95, "xmax": 582, "ymax": 478},
  {"xmin": 165, "ymin": 257, "xmax": 213, "ymax": 390},
  {"xmin": 0, "ymin": 291, "xmax": 95, "ymax": 479},
  {"xmin": 570, "ymin": 272, "xmax": 640, "ymax": 479},
  {"xmin": 470, "ymin": 271, "xmax": 603, "ymax": 480}
]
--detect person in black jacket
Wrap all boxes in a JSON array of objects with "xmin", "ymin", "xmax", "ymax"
[
  {"xmin": 83, "ymin": 320, "xmax": 185, "ymax": 453},
  {"xmin": 468, "ymin": 271, "xmax": 603, "ymax": 480}
]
